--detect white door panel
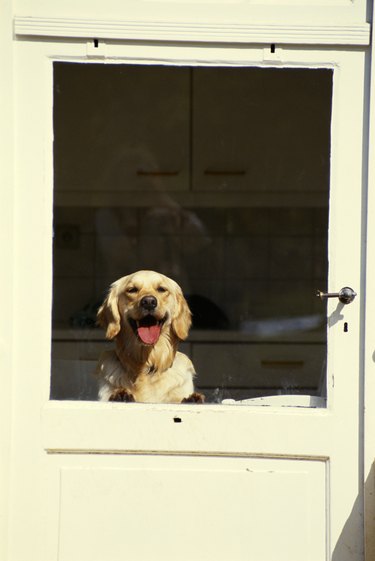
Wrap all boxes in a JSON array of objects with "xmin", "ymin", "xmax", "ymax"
[{"xmin": 58, "ymin": 459, "xmax": 326, "ymax": 561}]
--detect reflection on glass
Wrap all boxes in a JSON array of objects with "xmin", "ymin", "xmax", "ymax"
[{"xmin": 51, "ymin": 63, "xmax": 331, "ymax": 405}]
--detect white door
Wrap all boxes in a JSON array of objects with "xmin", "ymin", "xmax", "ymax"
[{"xmin": 10, "ymin": 37, "xmax": 366, "ymax": 561}]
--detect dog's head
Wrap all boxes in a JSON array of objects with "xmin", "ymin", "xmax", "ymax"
[{"xmin": 97, "ymin": 270, "xmax": 192, "ymax": 345}]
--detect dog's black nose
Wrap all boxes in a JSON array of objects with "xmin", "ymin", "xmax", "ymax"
[{"xmin": 140, "ymin": 295, "xmax": 157, "ymax": 311}]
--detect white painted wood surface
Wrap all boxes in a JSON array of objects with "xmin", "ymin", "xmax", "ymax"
[
  {"xmin": 364, "ymin": 3, "xmax": 375, "ymax": 559},
  {"xmin": 0, "ymin": 0, "xmax": 371, "ymax": 553},
  {"xmin": 0, "ymin": 3, "xmax": 15, "ymax": 561},
  {"xmin": 57, "ymin": 458, "xmax": 326, "ymax": 561},
  {"xmin": 12, "ymin": 0, "xmax": 369, "ymax": 27},
  {"xmin": 14, "ymin": 17, "xmax": 371, "ymax": 45},
  {"xmin": 8, "ymin": 37, "xmax": 366, "ymax": 560}
]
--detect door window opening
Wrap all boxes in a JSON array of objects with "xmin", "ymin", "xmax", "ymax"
[{"xmin": 51, "ymin": 62, "xmax": 332, "ymax": 406}]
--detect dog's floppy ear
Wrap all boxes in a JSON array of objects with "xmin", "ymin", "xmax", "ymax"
[
  {"xmin": 172, "ymin": 289, "xmax": 192, "ymax": 341},
  {"xmin": 97, "ymin": 284, "xmax": 121, "ymax": 340}
]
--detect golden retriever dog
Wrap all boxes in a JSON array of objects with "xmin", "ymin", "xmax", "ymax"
[{"xmin": 95, "ymin": 270, "xmax": 204, "ymax": 404}]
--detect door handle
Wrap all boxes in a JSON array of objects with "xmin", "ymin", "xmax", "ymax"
[{"xmin": 316, "ymin": 286, "xmax": 357, "ymax": 304}]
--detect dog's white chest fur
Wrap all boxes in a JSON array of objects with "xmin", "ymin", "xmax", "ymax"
[{"xmin": 96, "ymin": 350, "xmax": 195, "ymax": 403}]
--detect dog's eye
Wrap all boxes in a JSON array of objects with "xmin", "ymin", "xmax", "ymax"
[
  {"xmin": 157, "ymin": 286, "xmax": 168, "ymax": 293},
  {"xmin": 126, "ymin": 286, "xmax": 139, "ymax": 294}
]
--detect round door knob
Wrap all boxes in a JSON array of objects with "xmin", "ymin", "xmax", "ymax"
[{"xmin": 316, "ymin": 287, "xmax": 357, "ymax": 304}]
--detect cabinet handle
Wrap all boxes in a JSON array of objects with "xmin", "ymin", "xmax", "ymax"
[
  {"xmin": 204, "ymin": 169, "xmax": 246, "ymax": 176},
  {"xmin": 137, "ymin": 170, "xmax": 180, "ymax": 177},
  {"xmin": 261, "ymin": 360, "xmax": 304, "ymax": 369}
]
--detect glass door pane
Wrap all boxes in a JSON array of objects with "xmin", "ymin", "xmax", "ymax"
[{"xmin": 51, "ymin": 62, "xmax": 331, "ymax": 405}]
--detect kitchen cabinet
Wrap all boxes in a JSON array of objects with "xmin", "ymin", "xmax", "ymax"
[{"xmin": 54, "ymin": 64, "xmax": 191, "ymax": 195}]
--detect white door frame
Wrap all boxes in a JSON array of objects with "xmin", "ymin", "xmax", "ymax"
[
  {"xmin": 364, "ymin": 2, "xmax": 375, "ymax": 558},
  {"xmin": 0, "ymin": 3, "xmax": 15, "ymax": 561}
]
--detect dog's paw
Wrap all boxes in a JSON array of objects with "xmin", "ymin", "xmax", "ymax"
[
  {"xmin": 109, "ymin": 389, "xmax": 135, "ymax": 402},
  {"xmin": 181, "ymin": 392, "xmax": 205, "ymax": 404}
]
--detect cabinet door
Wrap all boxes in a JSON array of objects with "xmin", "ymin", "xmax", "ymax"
[
  {"xmin": 54, "ymin": 63, "xmax": 190, "ymax": 193},
  {"xmin": 192, "ymin": 67, "xmax": 330, "ymax": 196}
]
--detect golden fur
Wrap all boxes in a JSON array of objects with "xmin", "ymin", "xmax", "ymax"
[{"xmin": 95, "ymin": 270, "xmax": 203, "ymax": 403}]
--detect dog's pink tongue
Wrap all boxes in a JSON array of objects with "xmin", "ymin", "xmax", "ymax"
[{"xmin": 137, "ymin": 324, "xmax": 161, "ymax": 345}]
